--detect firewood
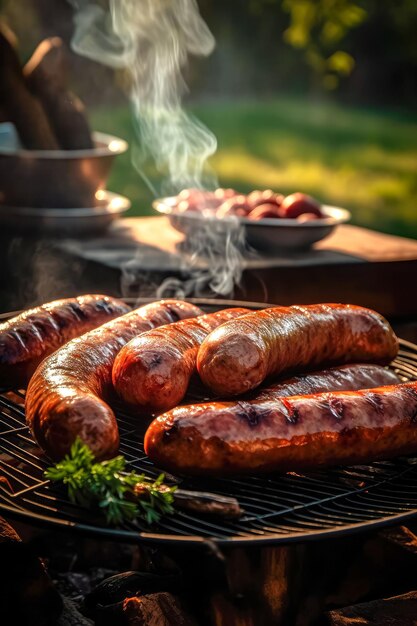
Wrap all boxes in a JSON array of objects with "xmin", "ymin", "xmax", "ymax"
[
  {"xmin": 0, "ymin": 515, "xmax": 63, "ymax": 625},
  {"xmin": 325, "ymin": 526, "xmax": 417, "ymax": 607},
  {"xmin": 24, "ymin": 37, "xmax": 94, "ymax": 150},
  {"xmin": 0, "ymin": 23, "xmax": 59, "ymax": 150},
  {"xmin": 379, "ymin": 524, "xmax": 417, "ymax": 556},
  {"xmin": 84, "ymin": 571, "xmax": 181, "ymax": 617},
  {"xmin": 326, "ymin": 590, "xmax": 417, "ymax": 625},
  {"xmin": 0, "ymin": 515, "xmax": 20, "ymax": 542},
  {"xmin": 122, "ymin": 593, "xmax": 196, "ymax": 626}
]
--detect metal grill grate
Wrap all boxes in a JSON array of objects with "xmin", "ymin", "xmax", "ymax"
[{"xmin": 1, "ymin": 301, "xmax": 417, "ymax": 545}]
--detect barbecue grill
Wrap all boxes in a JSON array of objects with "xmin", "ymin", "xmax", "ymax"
[{"xmin": 1, "ymin": 298, "xmax": 417, "ymax": 546}]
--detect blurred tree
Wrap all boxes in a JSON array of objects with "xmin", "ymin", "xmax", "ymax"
[{"xmin": 281, "ymin": 0, "xmax": 367, "ymax": 89}]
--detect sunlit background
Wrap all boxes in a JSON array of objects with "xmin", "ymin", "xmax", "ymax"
[{"xmin": 2, "ymin": 0, "xmax": 417, "ymax": 238}]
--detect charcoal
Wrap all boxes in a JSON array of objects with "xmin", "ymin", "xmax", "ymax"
[
  {"xmin": 58, "ymin": 571, "xmax": 93, "ymax": 600},
  {"xmin": 57, "ymin": 596, "xmax": 93, "ymax": 626},
  {"xmin": 93, "ymin": 600, "xmax": 126, "ymax": 626}
]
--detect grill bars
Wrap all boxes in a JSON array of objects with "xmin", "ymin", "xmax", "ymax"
[{"xmin": 0, "ymin": 341, "xmax": 417, "ymax": 545}]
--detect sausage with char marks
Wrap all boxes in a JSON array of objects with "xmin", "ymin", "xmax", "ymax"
[
  {"xmin": 145, "ymin": 365, "xmax": 406, "ymax": 475},
  {"xmin": 112, "ymin": 307, "xmax": 250, "ymax": 413},
  {"xmin": 25, "ymin": 300, "xmax": 202, "ymax": 460},
  {"xmin": 253, "ymin": 364, "xmax": 400, "ymax": 400},
  {"xmin": 197, "ymin": 304, "xmax": 399, "ymax": 396},
  {"xmin": 0, "ymin": 295, "xmax": 130, "ymax": 388}
]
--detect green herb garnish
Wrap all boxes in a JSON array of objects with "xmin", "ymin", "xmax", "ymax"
[{"xmin": 45, "ymin": 438, "xmax": 176, "ymax": 525}]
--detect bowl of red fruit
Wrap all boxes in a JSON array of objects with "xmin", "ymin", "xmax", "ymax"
[{"xmin": 153, "ymin": 188, "xmax": 350, "ymax": 251}]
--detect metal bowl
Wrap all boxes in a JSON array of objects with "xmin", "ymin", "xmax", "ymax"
[
  {"xmin": 0, "ymin": 190, "xmax": 130, "ymax": 237},
  {"xmin": 153, "ymin": 196, "xmax": 351, "ymax": 251},
  {"xmin": 0, "ymin": 123, "xmax": 128, "ymax": 208}
]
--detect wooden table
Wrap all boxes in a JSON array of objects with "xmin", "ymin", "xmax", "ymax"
[
  {"xmin": 55, "ymin": 216, "xmax": 417, "ymax": 338},
  {"xmin": 1, "ymin": 216, "xmax": 416, "ymax": 338}
]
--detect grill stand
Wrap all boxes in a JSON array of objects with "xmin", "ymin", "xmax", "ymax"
[
  {"xmin": 136, "ymin": 542, "xmax": 300, "ymax": 625},
  {"xmin": 129, "ymin": 525, "xmax": 417, "ymax": 626},
  {"xmin": 4, "ymin": 513, "xmax": 417, "ymax": 624}
]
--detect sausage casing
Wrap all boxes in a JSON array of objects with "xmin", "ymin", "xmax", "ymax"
[
  {"xmin": 144, "ymin": 364, "xmax": 405, "ymax": 475},
  {"xmin": 197, "ymin": 304, "xmax": 399, "ymax": 396},
  {"xmin": 25, "ymin": 300, "xmax": 202, "ymax": 460},
  {"xmin": 254, "ymin": 364, "xmax": 400, "ymax": 400},
  {"xmin": 0, "ymin": 295, "xmax": 130, "ymax": 388},
  {"xmin": 112, "ymin": 307, "xmax": 250, "ymax": 413}
]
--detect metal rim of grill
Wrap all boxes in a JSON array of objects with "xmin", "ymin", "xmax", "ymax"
[{"xmin": 1, "ymin": 298, "xmax": 417, "ymax": 546}]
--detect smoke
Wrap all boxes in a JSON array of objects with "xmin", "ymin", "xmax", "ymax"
[
  {"xmin": 67, "ymin": 0, "xmax": 217, "ymax": 193},
  {"xmin": 67, "ymin": 0, "xmax": 249, "ymax": 298},
  {"xmin": 7, "ymin": 238, "xmax": 85, "ymax": 308},
  {"xmin": 118, "ymin": 217, "xmax": 246, "ymax": 300}
]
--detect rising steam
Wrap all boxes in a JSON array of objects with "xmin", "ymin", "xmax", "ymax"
[
  {"xmin": 67, "ymin": 0, "xmax": 217, "ymax": 192},
  {"xmin": 67, "ymin": 0, "xmax": 248, "ymax": 298}
]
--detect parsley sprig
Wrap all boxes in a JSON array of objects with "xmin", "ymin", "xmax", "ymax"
[{"xmin": 45, "ymin": 438, "xmax": 176, "ymax": 525}]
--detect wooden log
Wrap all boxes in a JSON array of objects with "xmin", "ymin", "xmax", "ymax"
[
  {"xmin": 84, "ymin": 571, "xmax": 181, "ymax": 619},
  {"xmin": 0, "ymin": 23, "xmax": 59, "ymax": 150},
  {"xmin": 326, "ymin": 590, "xmax": 417, "ymax": 625},
  {"xmin": 122, "ymin": 593, "xmax": 196, "ymax": 626},
  {"xmin": 24, "ymin": 37, "xmax": 94, "ymax": 150},
  {"xmin": 325, "ymin": 526, "xmax": 417, "ymax": 607}
]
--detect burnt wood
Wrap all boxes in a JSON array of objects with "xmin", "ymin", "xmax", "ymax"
[{"xmin": 326, "ymin": 590, "xmax": 417, "ymax": 625}]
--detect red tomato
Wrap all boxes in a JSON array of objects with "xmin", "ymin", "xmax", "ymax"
[{"xmin": 280, "ymin": 193, "xmax": 323, "ymax": 218}]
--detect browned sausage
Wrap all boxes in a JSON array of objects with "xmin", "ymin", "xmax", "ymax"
[
  {"xmin": 145, "ymin": 375, "xmax": 417, "ymax": 476},
  {"xmin": 251, "ymin": 364, "xmax": 400, "ymax": 400},
  {"xmin": 112, "ymin": 307, "xmax": 250, "ymax": 413},
  {"xmin": 0, "ymin": 295, "xmax": 130, "ymax": 389},
  {"xmin": 197, "ymin": 304, "xmax": 399, "ymax": 396},
  {"xmin": 25, "ymin": 300, "xmax": 202, "ymax": 461}
]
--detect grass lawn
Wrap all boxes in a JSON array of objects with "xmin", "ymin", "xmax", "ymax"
[{"xmin": 91, "ymin": 98, "xmax": 417, "ymax": 239}]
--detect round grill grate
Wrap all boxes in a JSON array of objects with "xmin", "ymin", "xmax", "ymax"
[{"xmin": 1, "ymin": 299, "xmax": 417, "ymax": 546}]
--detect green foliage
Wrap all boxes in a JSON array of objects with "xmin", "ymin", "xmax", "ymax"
[
  {"xmin": 282, "ymin": 0, "xmax": 367, "ymax": 88},
  {"xmin": 45, "ymin": 438, "xmax": 176, "ymax": 526}
]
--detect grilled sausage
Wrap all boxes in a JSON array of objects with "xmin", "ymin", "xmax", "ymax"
[
  {"xmin": 112, "ymin": 307, "xmax": 250, "ymax": 413},
  {"xmin": 197, "ymin": 304, "xmax": 399, "ymax": 396},
  {"xmin": 25, "ymin": 300, "xmax": 202, "ymax": 461},
  {"xmin": 145, "ymin": 376, "xmax": 417, "ymax": 476},
  {"xmin": 0, "ymin": 295, "xmax": 130, "ymax": 389},
  {"xmin": 252, "ymin": 364, "xmax": 401, "ymax": 401}
]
